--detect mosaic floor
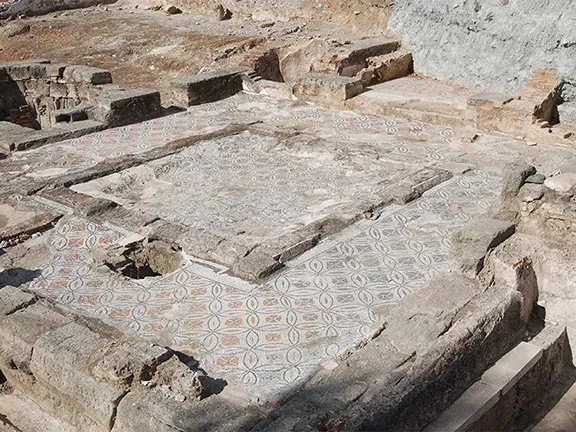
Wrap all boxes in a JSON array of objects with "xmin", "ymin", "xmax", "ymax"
[
  {"xmin": 70, "ymin": 130, "xmax": 421, "ymax": 248},
  {"xmin": 26, "ymin": 170, "xmax": 499, "ymax": 400},
  {"xmin": 4, "ymin": 91, "xmax": 573, "ymax": 401}
]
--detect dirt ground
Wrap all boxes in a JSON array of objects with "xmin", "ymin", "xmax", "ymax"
[
  {"xmin": 0, "ymin": 5, "xmax": 261, "ymax": 103},
  {"xmin": 0, "ymin": 1, "xmax": 387, "ymax": 105}
]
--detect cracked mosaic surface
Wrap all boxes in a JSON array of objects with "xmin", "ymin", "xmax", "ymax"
[
  {"xmin": 7, "ymin": 91, "xmax": 563, "ymax": 398},
  {"xmin": 27, "ymin": 169, "xmax": 499, "ymax": 397}
]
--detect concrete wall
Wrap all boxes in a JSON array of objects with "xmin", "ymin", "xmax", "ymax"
[{"xmin": 388, "ymin": 0, "xmax": 576, "ymax": 93}]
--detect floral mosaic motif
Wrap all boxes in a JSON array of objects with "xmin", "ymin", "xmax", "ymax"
[
  {"xmin": 26, "ymin": 169, "xmax": 499, "ymax": 393},
  {"xmin": 2, "ymin": 92, "xmax": 468, "ymax": 185}
]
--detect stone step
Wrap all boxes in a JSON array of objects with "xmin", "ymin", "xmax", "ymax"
[
  {"xmin": 365, "ymin": 49, "xmax": 414, "ymax": 84},
  {"xmin": 50, "ymin": 103, "xmax": 89, "ymax": 124},
  {"xmin": 423, "ymin": 325, "xmax": 571, "ymax": 432},
  {"xmin": 345, "ymin": 76, "xmax": 475, "ymax": 127}
]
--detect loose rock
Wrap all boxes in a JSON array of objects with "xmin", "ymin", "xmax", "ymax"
[
  {"xmin": 544, "ymin": 173, "xmax": 576, "ymax": 193},
  {"xmin": 165, "ymin": 6, "xmax": 182, "ymax": 15}
]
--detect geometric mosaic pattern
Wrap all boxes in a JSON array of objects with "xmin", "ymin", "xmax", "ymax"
[
  {"xmin": 8, "ymin": 90, "xmax": 541, "ymax": 397},
  {"xmin": 27, "ymin": 169, "xmax": 499, "ymax": 397}
]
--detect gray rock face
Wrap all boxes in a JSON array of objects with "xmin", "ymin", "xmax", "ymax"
[{"xmin": 388, "ymin": 0, "xmax": 576, "ymax": 93}]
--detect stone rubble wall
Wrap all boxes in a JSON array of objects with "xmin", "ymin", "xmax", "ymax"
[
  {"xmin": 388, "ymin": 0, "xmax": 576, "ymax": 93},
  {"xmin": 0, "ymin": 60, "xmax": 162, "ymax": 153}
]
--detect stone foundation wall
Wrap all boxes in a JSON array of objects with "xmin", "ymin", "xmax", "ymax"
[
  {"xmin": 388, "ymin": 0, "xmax": 576, "ymax": 93},
  {"xmin": 0, "ymin": 60, "xmax": 162, "ymax": 153}
]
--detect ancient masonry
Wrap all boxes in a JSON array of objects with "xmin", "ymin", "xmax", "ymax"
[{"xmin": 1, "ymin": 4, "xmax": 576, "ymax": 432}]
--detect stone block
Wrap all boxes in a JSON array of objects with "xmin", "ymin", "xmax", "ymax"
[
  {"xmin": 0, "ymin": 286, "xmax": 35, "ymax": 317},
  {"xmin": 384, "ymin": 273, "xmax": 480, "ymax": 354},
  {"xmin": 50, "ymin": 104, "xmax": 89, "ymax": 124},
  {"xmin": 450, "ymin": 217, "xmax": 515, "ymax": 277},
  {"xmin": 279, "ymin": 39, "xmax": 329, "ymax": 83},
  {"xmin": 2, "ymin": 366, "xmax": 106, "ymax": 432},
  {"xmin": 231, "ymin": 246, "xmax": 283, "ymax": 281},
  {"xmin": 63, "ymin": 65, "xmax": 112, "ymax": 85},
  {"xmin": 0, "ymin": 304, "xmax": 70, "ymax": 371},
  {"xmin": 0, "ymin": 61, "xmax": 48, "ymax": 80},
  {"xmin": 171, "ymin": 69, "xmax": 245, "ymax": 107},
  {"xmin": 49, "ymin": 81, "xmax": 69, "ymax": 99},
  {"xmin": 90, "ymin": 88, "xmax": 162, "ymax": 126},
  {"xmin": 488, "ymin": 243, "xmax": 539, "ymax": 323},
  {"xmin": 501, "ymin": 161, "xmax": 537, "ymax": 200},
  {"xmin": 544, "ymin": 173, "xmax": 576, "ymax": 193},
  {"xmin": 45, "ymin": 64, "xmax": 66, "ymax": 78},
  {"xmin": 468, "ymin": 92, "xmax": 514, "ymax": 108},
  {"xmin": 292, "ymin": 74, "xmax": 364, "ymax": 105},
  {"xmin": 366, "ymin": 49, "xmax": 413, "ymax": 84},
  {"xmin": 30, "ymin": 322, "xmax": 123, "ymax": 429},
  {"xmin": 482, "ymin": 342, "xmax": 542, "ymax": 395},
  {"xmin": 91, "ymin": 341, "xmax": 172, "ymax": 386},
  {"xmin": 113, "ymin": 389, "xmax": 261, "ymax": 432},
  {"xmin": 335, "ymin": 37, "xmax": 401, "ymax": 75},
  {"xmin": 423, "ymin": 381, "xmax": 501, "ymax": 432},
  {"xmin": 518, "ymin": 184, "xmax": 545, "ymax": 203}
]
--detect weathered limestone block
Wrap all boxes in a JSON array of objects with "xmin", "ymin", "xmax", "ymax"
[
  {"xmin": 0, "ymin": 60, "xmax": 49, "ymax": 80},
  {"xmin": 382, "ymin": 167, "xmax": 452, "ymax": 204},
  {"xmin": 0, "ymin": 286, "xmax": 35, "ymax": 317},
  {"xmin": 91, "ymin": 341, "xmax": 172, "ymax": 388},
  {"xmin": 468, "ymin": 93, "xmax": 514, "ymax": 109},
  {"xmin": 90, "ymin": 87, "xmax": 162, "ymax": 126},
  {"xmin": 0, "ymin": 121, "xmax": 34, "ymax": 153},
  {"xmin": 502, "ymin": 162, "xmax": 537, "ymax": 200},
  {"xmin": 366, "ymin": 49, "xmax": 413, "ymax": 84},
  {"xmin": 30, "ymin": 322, "xmax": 124, "ymax": 429},
  {"xmin": 520, "ymin": 68, "xmax": 562, "ymax": 124},
  {"xmin": 334, "ymin": 38, "xmax": 401, "ymax": 76},
  {"xmin": 0, "ymin": 303, "xmax": 71, "ymax": 372},
  {"xmin": 292, "ymin": 74, "xmax": 364, "ymax": 105},
  {"xmin": 486, "ymin": 241, "xmax": 539, "ymax": 323},
  {"xmin": 450, "ymin": 217, "xmax": 516, "ymax": 277},
  {"xmin": 45, "ymin": 64, "xmax": 66, "ymax": 78},
  {"xmin": 491, "ymin": 161, "xmax": 537, "ymax": 221},
  {"xmin": 63, "ymin": 65, "xmax": 112, "ymax": 85},
  {"xmin": 544, "ymin": 173, "xmax": 576, "ymax": 193},
  {"xmin": 230, "ymin": 246, "xmax": 283, "ymax": 281},
  {"xmin": 113, "ymin": 389, "xmax": 262, "ymax": 432},
  {"xmin": 171, "ymin": 69, "xmax": 245, "ymax": 107},
  {"xmin": 384, "ymin": 274, "xmax": 480, "ymax": 354},
  {"xmin": 2, "ymin": 365, "xmax": 107, "ymax": 432},
  {"xmin": 279, "ymin": 39, "xmax": 329, "ymax": 83}
]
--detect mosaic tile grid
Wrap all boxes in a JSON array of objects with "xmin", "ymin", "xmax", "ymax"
[
  {"xmin": 1, "ymin": 92, "xmax": 483, "ymax": 184},
  {"xmin": 71, "ymin": 131, "xmax": 420, "ymax": 242},
  {"xmin": 27, "ymin": 169, "xmax": 499, "ymax": 396},
  {"xmin": 4, "ymin": 91, "xmax": 532, "ymax": 396}
]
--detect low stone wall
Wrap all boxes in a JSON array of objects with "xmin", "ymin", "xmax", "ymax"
[
  {"xmin": 0, "ymin": 285, "xmax": 263, "ymax": 431},
  {"xmin": 0, "ymin": 60, "xmax": 162, "ymax": 153}
]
